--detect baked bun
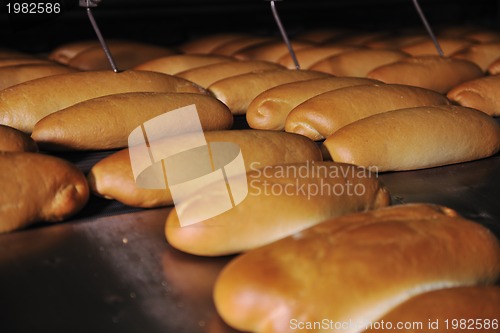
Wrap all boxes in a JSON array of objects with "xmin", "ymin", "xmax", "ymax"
[
  {"xmin": 179, "ymin": 33, "xmax": 249, "ymax": 54},
  {"xmin": 400, "ymin": 37, "xmax": 475, "ymax": 56},
  {"xmin": 0, "ymin": 64, "xmax": 78, "ymax": 90},
  {"xmin": 323, "ymin": 105, "xmax": 500, "ymax": 172},
  {"xmin": 447, "ymin": 74, "xmax": 500, "ymax": 116},
  {"xmin": 0, "ymin": 125, "xmax": 37, "ymax": 152},
  {"xmin": 278, "ymin": 45, "xmax": 361, "ymax": 69},
  {"xmin": 48, "ymin": 40, "xmax": 103, "ymax": 64},
  {"xmin": 210, "ymin": 36, "xmax": 276, "ymax": 56},
  {"xmin": 451, "ymin": 42, "xmax": 500, "ymax": 71},
  {"xmin": 487, "ymin": 58, "xmax": 500, "ymax": 75},
  {"xmin": 133, "ymin": 54, "xmax": 235, "ymax": 75},
  {"xmin": 0, "ymin": 152, "xmax": 89, "ymax": 233},
  {"xmin": 233, "ymin": 40, "xmax": 316, "ymax": 62},
  {"xmin": 285, "ymin": 83, "xmax": 449, "ymax": 140},
  {"xmin": 214, "ymin": 203, "xmax": 500, "ymax": 333}
]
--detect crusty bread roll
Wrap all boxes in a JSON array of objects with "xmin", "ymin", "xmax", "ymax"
[
  {"xmin": 323, "ymin": 105, "xmax": 500, "ymax": 172},
  {"xmin": 0, "ymin": 152, "xmax": 89, "ymax": 233},
  {"xmin": 400, "ymin": 37, "xmax": 475, "ymax": 56},
  {"xmin": 451, "ymin": 42, "xmax": 500, "ymax": 71},
  {"xmin": 364, "ymin": 286, "xmax": 500, "ymax": 333},
  {"xmin": 278, "ymin": 45, "xmax": 362, "ymax": 69},
  {"xmin": 48, "ymin": 40, "xmax": 103, "ymax": 64},
  {"xmin": 210, "ymin": 36, "xmax": 276, "ymax": 56},
  {"xmin": 233, "ymin": 40, "xmax": 316, "ymax": 62},
  {"xmin": 208, "ymin": 69, "xmax": 329, "ymax": 115},
  {"xmin": 488, "ymin": 58, "xmax": 500, "ymax": 74},
  {"xmin": 214, "ymin": 203, "xmax": 500, "ymax": 333},
  {"xmin": 0, "ymin": 57, "xmax": 53, "ymax": 68},
  {"xmin": 285, "ymin": 83, "xmax": 449, "ymax": 141},
  {"xmin": 166, "ymin": 161, "xmax": 390, "ymax": 256},
  {"xmin": 179, "ymin": 33, "xmax": 249, "ymax": 54},
  {"xmin": 447, "ymin": 74, "xmax": 500, "ymax": 116},
  {"xmin": 67, "ymin": 41, "xmax": 178, "ymax": 71},
  {"xmin": 133, "ymin": 54, "xmax": 235, "ymax": 75},
  {"xmin": 88, "ymin": 130, "xmax": 323, "ymax": 208},
  {"xmin": 0, "ymin": 64, "xmax": 78, "ymax": 91},
  {"xmin": 367, "ymin": 55, "xmax": 484, "ymax": 93},
  {"xmin": 32, "ymin": 92, "xmax": 233, "ymax": 151},
  {"xmin": 309, "ymin": 49, "xmax": 409, "ymax": 77},
  {"xmin": 175, "ymin": 60, "xmax": 285, "ymax": 88},
  {"xmin": 0, "ymin": 125, "xmax": 37, "ymax": 152},
  {"xmin": 247, "ymin": 77, "xmax": 381, "ymax": 130},
  {"xmin": 0, "ymin": 70, "xmax": 206, "ymax": 133}
]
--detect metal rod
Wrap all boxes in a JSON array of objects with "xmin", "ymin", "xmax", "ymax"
[
  {"xmin": 268, "ymin": 1, "xmax": 300, "ymax": 69},
  {"xmin": 412, "ymin": 0, "xmax": 444, "ymax": 57},
  {"xmin": 85, "ymin": 6, "xmax": 119, "ymax": 72}
]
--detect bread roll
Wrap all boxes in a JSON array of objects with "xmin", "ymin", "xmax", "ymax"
[
  {"xmin": 32, "ymin": 92, "xmax": 233, "ymax": 151},
  {"xmin": 208, "ymin": 69, "xmax": 329, "ymax": 115},
  {"xmin": 67, "ymin": 41, "xmax": 177, "ymax": 71},
  {"xmin": 309, "ymin": 49, "xmax": 409, "ymax": 77},
  {"xmin": 487, "ymin": 57, "xmax": 500, "ymax": 75},
  {"xmin": 0, "ymin": 152, "xmax": 89, "ymax": 233},
  {"xmin": 0, "ymin": 64, "xmax": 78, "ymax": 90},
  {"xmin": 0, "ymin": 57, "xmax": 53, "ymax": 68},
  {"xmin": 451, "ymin": 42, "xmax": 500, "ymax": 71},
  {"xmin": 364, "ymin": 286, "xmax": 500, "ymax": 333},
  {"xmin": 323, "ymin": 105, "xmax": 500, "ymax": 172},
  {"xmin": 327, "ymin": 31, "xmax": 390, "ymax": 46},
  {"xmin": 166, "ymin": 160, "xmax": 390, "ymax": 256},
  {"xmin": 0, "ymin": 50, "xmax": 33, "ymax": 59},
  {"xmin": 0, "ymin": 125, "xmax": 37, "ymax": 152},
  {"xmin": 175, "ymin": 60, "xmax": 285, "ymax": 88},
  {"xmin": 48, "ymin": 40, "xmax": 103, "ymax": 64},
  {"xmin": 88, "ymin": 130, "xmax": 323, "ymax": 208},
  {"xmin": 278, "ymin": 45, "xmax": 362, "ymax": 69},
  {"xmin": 465, "ymin": 30, "xmax": 500, "ymax": 43},
  {"xmin": 0, "ymin": 70, "xmax": 206, "ymax": 133},
  {"xmin": 367, "ymin": 55, "xmax": 484, "ymax": 93},
  {"xmin": 247, "ymin": 77, "xmax": 380, "ymax": 131},
  {"xmin": 210, "ymin": 36, "xmax": 276, "ymax": 56},
  {"xmin": 133, "ymin": 54, "xmax": 235, "ymax": 75},
  {"xmin": 365, "ymin": 35, "xmax": 427, "ymax": 49},
  {"xmin": 214, "ymin": 203, "xmax": 500, "ymax": 333},
  {"xmin": 180, "ymin": 33, "xmax": 249, "ymax": 54},
  {"xmin": 400, "ymin": 37, "xmax": 475, "ymax": 56},
  {"xmin": 447, "ymin": 74, "xmax": 500, "ymax": 116},
  {"xmin": 233, "ymin": 40, "xmax": 316, "ymax": 62},
  {"xmin": 285, "ymin": 83, "xmax": 449, "ymax": 141}
]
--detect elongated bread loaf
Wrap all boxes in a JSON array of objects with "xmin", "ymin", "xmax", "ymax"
[
  {"xmin": 32, "ymin": 92, "xmax": 233, "ymax": 151},
  {"xmin": 447, "ymin": 74, "xmax": 500, "ymax": 116},
  {"xmin": 0, "ymin": 70, "xmax": 206, "ymax": 133},
  {"xmin": 323, "ymin": 105, "xmax": 500, "ymax": 172},
  {"xmin": 451, "ymin": 42, "xmax": 500, "ymax": 71},
  {"xmin": 0, "ymin": 57, "xmax": 53, "ymax": 68},
  {"xmin": 0, "ymin": 125, "xmax": 37, "ymax": 152},
  {"xmin": 210, "ymin": 36, "xmax": 276, "ymax": 56},
  {"xmin": 48, "ymin": 40, "xmax": 104, "ymax": 64},
  {"xmin": 367, "ymin": 55, "xmax": 484, "ymax": 93},
  {"xmin": 0, "ymin": 64, "xmax": 78, "ymax": 90},
  {"xmin": 0, "ymin": 152, "xmax": 89, "ymax": 233},
  {"xmin": 208, "ymin": 69, "xmax": 329, "ymax": 115},
  {"xmin": 133, "ymin": 54, "xmax": 235, "ymax": 75},
  {"xmin": 179, "ymin": 33, "xmax": 249, "ymax": 54},
  {"xmin": 88, "ymin": 130, "xmax": 323, "ymax": 208},
  {"xmin": 247, "ymin": 77, "xmax": 381, "ymax": 130},
  {"xmin": 175, "ymin": 60, "xmax": 285, "ymax": 88},
  {"xmin": 400, "ymin": 37, "xmax": 475, "ymax": 56},
  {"xmin": 278, "ymin": 45, "xmax": 361, "ymax": 69},
  {"xmin": 364, "ymin": 286, "xmax": 500, "ymax": 333},
  {"xmin": 234, "ymin": 40, "xmax": 316, "ymax": 62},
  {"xmin": 67, "ymin": 41, "xmax": 177, "ymax": 71},
  {"xmin": 309, "ymin": 49, "xmax": 409, "ymax": 77},
  {"xmin": 214, "ymin": 204, "xmax": 500, "ymax": 333},
  {"xmin": 488, "ymin": 57, "xmax": 500, "ymax": 74},
  {"xmin": 165, "ymin": 161, "xmax": 390, "ymax": 256},
  {"xmin": 285, "ymin": 83, "xmax": 449, "ymax": 141}
]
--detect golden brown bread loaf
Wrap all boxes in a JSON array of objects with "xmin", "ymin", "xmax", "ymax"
[
  {"xmin": 451, "ymin": 42, "xmax": 500, "ymax": 71},
  {"xmin": 233, "ymin": 40, "xmax": 316, "ymax": 62},
  {"xmin": 165, "ymin": 161, "xmax": 390, "ymax": 256},
  {"xmin": 0, "ymin": 64, "xmax": 78, "ymax": 90},
  {"xmin": 0, "ymin": 57, "xmax": 53, "ymax": 68},
  {"xmin": 367, "ymin": 55, "xmax": 484, "ymax": 93},
  {"xmin": 278, "ymin": 45, "xmax": 361, "ymax": 69},
  {"xmin": 133, "ymin": 54, "xmax": 235, "ymax": 75},
  {"xmin": 0, "ymin": 152, "xmax": 89, "ymax": 233},
  {"xmin": 246, "ymin": 77, "xmax": 381, "ymax": 131},
  {"xmin": 363, "ymin": 286, "xmax": 500, "ymax": 333},
  {"xmin": 488, "ymin": 58, "xmax": 500, "ymax": 74},
  {"xmin": 285, "ymin": 83, "xmax": 450, "ymax": 141},
  {"xmin": 213, "ymin": 203, "xmax": 500, "ymax": 333},
  {"xmin": 31, "ymin": 92, "xmax": 233, "ymax": 151},
  {"xmin": 210, "ymin": 36, "xmax": 276, "ymax": 56},
  {"xmin": 323, "ymin": 105, "xmax": 500, "ymax": 172},
  {"xmin": 88, "ymin": 130, "xmax": 323, "ymax": 208},
  {"xmin": 0, "ymin": 125, "xmax": 37, "ymax": 152},
  {"xmin": 309, "ymin": 49, "xmax": 409, "ymax": 77},
  {"xmin": 179, "ymin": 33, "xmax": 249, "ymax": 54},
  {"xmin": 447, "ymin": 74, "xmax": 500, "ymax": 116},
  {"xmin": 48, "ymin": 40, "xmax": 104, "ymax": 64},
  {"xmin": 67, "ymin": 41, "xmax": 178, "ymax": 71},
  {"xmin": 208, "ymin": 69, "xmax": 329, "ymax": 115},
  {"xmin": 0, "ymin": 70, "xmax": 206, "ymax": 133},
  {"xmin": 175, "ymin": 60, "xmax": 285, "ymax": 88},
  {"xmin": 400, "ymin": 37, "xmax": 475, "ymax": 56}
]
